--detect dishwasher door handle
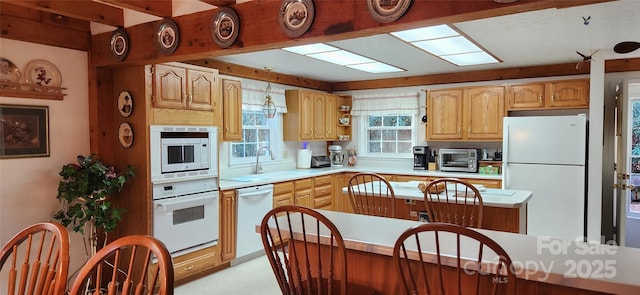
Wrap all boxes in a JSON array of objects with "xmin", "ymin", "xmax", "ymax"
[{"xmin": 239, "ymin": 189, "xmax": 273, "ymax": 199}]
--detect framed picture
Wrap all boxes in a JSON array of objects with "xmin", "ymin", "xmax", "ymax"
[{"xmin": 0, "ymin": 104, "xmax": 50, "ymax": 158}]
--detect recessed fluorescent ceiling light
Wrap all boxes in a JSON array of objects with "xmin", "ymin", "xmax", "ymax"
[
  {"xmin": 282, "ymin": 44, "xmax": 404, "ymax": 74},
  {"xmin": 391, "ymin": 24, "xmax": 500, "ymax": 66}
]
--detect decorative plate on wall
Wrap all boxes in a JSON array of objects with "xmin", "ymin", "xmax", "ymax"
[
  {"xmin": 117, "ymin": 90, "xmax": 133, "ymax": 118},
  {"xmin": 24, "ymin": 59, "xmax": 61, "ymax": 89},
  {"xmin": 110, "ymin": 28, "xmax": 129, "ymax": 61},
  {"xmin": 279, "ymin": 0, "xmax": 315, "ymax": 38},
  {"xmin": 156, "ymin": 19, "xmax": 180, "ymax": 55},
  {"xmin": 118, "ymin": 122, "xmax": 133, "ymax": 148},
  {"xmin": 211, "ymin": 7, "xmax": 240, "ymax": 48},
  {"xmin": 366, "ymin": 0, "xmax": 413, "ymax": 24},
  {"xmin": 0, "ymin": 58, "xmax": 21, "ymax": 83}
]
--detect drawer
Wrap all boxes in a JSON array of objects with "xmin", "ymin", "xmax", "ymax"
[
  {"xmin": 273, "ymin": 181, "xmax": 294, "ymax": 195},
  {"xmin": 295, "ymin": 178, "xmax": 312, "ymax": 190},
  {"xmin": 314, "ymin": 175, "xmax": 332, "ymax": 186},
  {"xmin": 314, "ymin": 195, "xmax": 332, "ymax": 208},
  {"xmin": 395, "ymin": 175, "xmax": 429, "ymax": 182},
  {"xmin": 173, "ymin": 246, "xmax": 219, "ymax": 281},
  {"xmin": 314, "ymin": 184, "xmax": 332, "ymax": 197}
]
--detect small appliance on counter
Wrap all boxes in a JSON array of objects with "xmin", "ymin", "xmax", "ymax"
[
  {"xmin": 311, "ymin": 155, "xmax": 331, "ymax": 168},
  {"xmin": 438, "ymin": 148, "xmax": 479, "ymax": 173},
  {"xmin": 328, "ymin": 145, "xmax": 345, "ymax": 166},
  {"xmin": 412, "ymin": 146, "xmax": 429, "ymax": 170}
]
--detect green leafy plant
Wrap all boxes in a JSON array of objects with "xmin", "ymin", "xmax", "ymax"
[{"xmin": 54, "ymin": 154, "xmax": 134, "ymax": 234}]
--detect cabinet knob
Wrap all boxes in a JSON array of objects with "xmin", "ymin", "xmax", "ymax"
[
  {"xmin": 189, "ymin": 93, "xmax": 193, "ymax": 102},
  {"xmin": 183, "ymin": 92, "xmax": 187, "ymax": 100},
  {"xmin": 538, "ymin": 95, "xmax": 542, "ymax": 102}
]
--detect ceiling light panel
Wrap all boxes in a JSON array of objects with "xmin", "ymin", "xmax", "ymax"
[
  {"xmin": 348, "ymin": 62, "xmax": 404, "ymax": 73},
  {"xmin": 282, "ymin": 43, "xmax": 338, "ymax": 55},
  {"xmin": 413, "ymin": 36, "xmax": 481, "ymax": 56},
  {"xmin": 391, "ymin": 24, "xmax": 458, "ymax": 42},
  {"xmin": 308, "ymin": 50, "xmax": 374, "ymax": 66},
  {"xmin": 441, "ymin": 52, "xmax": 500, "ymax": 66}
]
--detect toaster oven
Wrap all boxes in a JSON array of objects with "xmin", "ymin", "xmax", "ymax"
[{"xmin": 439, "ymin": 148, "xmax": 480, "ymax": 173}]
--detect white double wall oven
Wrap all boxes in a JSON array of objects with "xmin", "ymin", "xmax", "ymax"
[{"xmin": 150, "ymin": 125, "xmax": 219, "ymax": 255}]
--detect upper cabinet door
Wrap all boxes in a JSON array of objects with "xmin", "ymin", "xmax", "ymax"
[
  {"xmin": 153, "ymin": 64, "xmax": 187, "ymax": 109},
  {"xmin": 312, "ymin": 92, "xmax": 326, "ymax": 139},
  {"xmin": 222, "ymin": 78, "xmax": 242, "ymax": 141},
  {"xmin": 507, "ymin": 83, "xmax": 545, "ymax": 110},
  {"xmin": 324, "ymin": 94, "xmax": 337, "ymax": 140},
  {"xmin": 465, "ymin": 86, "xmax": 505, "ymax": 140},
  {"xmin": 548, "ymin": 80, "xmax": 590, "ymax": 108},
  {"xmin": 427, "ymin": 89, "xmax": 464, "ymax": 140},
  {"xmin": 187, "ymin": 68, "xmax": 216, "ymax": 111}
]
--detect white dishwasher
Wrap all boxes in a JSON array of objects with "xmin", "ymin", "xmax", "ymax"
[{"xmin": 233, "ymin": 184, "xmax": 274, "ymax": 265}]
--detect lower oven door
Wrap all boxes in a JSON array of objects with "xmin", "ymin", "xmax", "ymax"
[{"xmin": 153, "ymin": 191, "xmax": 219, "ymax": 254}]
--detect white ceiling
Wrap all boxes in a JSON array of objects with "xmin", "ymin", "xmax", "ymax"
[{"xmin": 211, "ymin": 0, "xmax": 640, "ymax": 83}]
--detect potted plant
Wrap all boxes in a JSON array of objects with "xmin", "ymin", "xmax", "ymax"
[{"xmin": 54, "ymin": 154, "xmax": 134, "ymax": 255}]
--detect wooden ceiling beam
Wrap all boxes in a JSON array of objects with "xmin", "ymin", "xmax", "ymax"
[
  {"xmin": 186, "ymin": 59, "xmax": 332, "ymax": 91},
  {"xmin": 89, "ymin": 0, "xmax": 610, "ymax": 67},
  {"xmin": 100, "ymin": 0, "xmax": 172, "ymax": 18},
  {"xmin": 2, "ymin": 0, "xmax": 124, "ymax": 27},
  {"xmin": 198, "ymin": 0, "xmax": 236, "ymax": 7},
  {"xmin": 330, "ymin": 58, "xmax": 640, "ymax": 91}
]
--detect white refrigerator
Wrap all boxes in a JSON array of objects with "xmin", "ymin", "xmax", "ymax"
[{"xmin": 503, "ymin": 115, "xmax": 587, "ymax": 241}]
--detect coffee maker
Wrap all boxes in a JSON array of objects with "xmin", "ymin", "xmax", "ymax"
[
  {"xmin": 328, "ymin": 145, "xmax": 345, "ymax": 166},
  {"xmin": 413, "ymin": 146, "xmax": 429, "ymax": 170}
]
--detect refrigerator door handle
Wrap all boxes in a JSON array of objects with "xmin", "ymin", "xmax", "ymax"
[{"xmin": 503, "ymin": 123, "xmax": 509, "ymax": 187}]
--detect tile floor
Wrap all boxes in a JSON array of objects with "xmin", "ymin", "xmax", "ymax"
[{"xmin": 174, "ymin": 255, "xmax": 281, "ymax": 294}]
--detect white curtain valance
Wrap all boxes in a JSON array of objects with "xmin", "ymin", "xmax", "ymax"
[
  {"xmin": 242, "ymin": 83, "xmax": 288, "ymax": 113},
  {"xmin": 351, "ymin": 92, "xmax": 420, "ymax": 116}
]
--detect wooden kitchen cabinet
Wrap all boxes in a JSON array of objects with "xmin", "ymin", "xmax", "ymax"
[
  {"xmin": 273, "ymin": 181, "xmax": 294, "ymax": 207},
  {"xmin": 426, "ymin": 86, "xmax": 504, "ymax": 141},
  {"xmin": 426, "ymin": 89, "xmax": 464, "ymax": 140},
  {"xmin": 313, "ymin": 175, "xmax": 334, "ymax": 210},
  {"xmin": 220, "ymin": 189, "xmax": 237, "ymax": 263},
  {"xmin": 221, "ymin": 78, "xmax": 242, "ymax": 141},
  {"xmin": 284, "ymin": 89, "xmax": 344, "ymax": 141},
  {"xmin": 465, "ymin": 86, "xmax": 505, "ymax": 140},
  {"xmin": 153, "ymin": 63, "xmax": 219, "ymax": 111},
  {"xmin": 506, "ymin": 79, "xmax": 589, "ymax": 110},
  {"xmin": 294, "ymin": 178, "xmax": 313, "ymax": 207}
]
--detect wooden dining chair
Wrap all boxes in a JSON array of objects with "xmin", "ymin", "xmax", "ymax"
[
  {"xmin": 260, "ymin": 205, "xmax": 376, "ymax": 295},
  {"xmin": 1, "ymin": 221, "xmax": 70, "ymax": 295},
  {"xmin": 347, "ymin": 172, "xmax": 396, "ymax": 218},
  {"xmin": 68, "ymin": 235, "xmax": 174, "ymax": 295},
  {"xmin": 423, "ymin": 178, "xmax": 483, "ymax": 228},
  {"xmin": 393, "ymin": 223, "xmax": 516, "ymax": 295}
]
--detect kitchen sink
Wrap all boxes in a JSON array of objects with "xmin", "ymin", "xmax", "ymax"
[{"xmin": 226, "ymin": 170, "xmax": 316, "ymax": 182}]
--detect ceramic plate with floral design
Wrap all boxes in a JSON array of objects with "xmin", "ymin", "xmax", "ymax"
[
  {"xmin": 0, "ymin": 58, "xmax": 21, "ymax": 83},
  {"xmin": 279, "ymin": 0, "xmax": 315, "ymax": 38},
  {"xmin": 24, "ymin": 59, "xmax": 61, "ymax": 90}
]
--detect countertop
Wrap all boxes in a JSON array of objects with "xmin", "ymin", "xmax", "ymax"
[
  {"xmin": 268, "ymin": 210, "xmax": 640, "ymax": 294},
  {"xmin": 341, "ymin": 181, "xmax": 531, "ymax": 209},
  {"xmin": 219, "ymin": 166, "xmax": 502, "ymax": 191}
]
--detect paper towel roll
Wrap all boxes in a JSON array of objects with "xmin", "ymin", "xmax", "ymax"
[{"xmin": 297, "ymin": 149, "xmax": 312, "ymax": 168}]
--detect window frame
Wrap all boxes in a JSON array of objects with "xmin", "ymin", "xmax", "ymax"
[
  {"xmin": 228, "ymin": 110, "xmax": 282, "ymax": 167},
  {"xmin": 357, "ymin": 112, "xmax": 417, "ymax": 159}
]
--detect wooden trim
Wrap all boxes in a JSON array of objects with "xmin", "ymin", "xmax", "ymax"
[
  {"xmin": 198, "ymin": 0, "xmax": 235, "ymax": 7},
  {"xmin": 3, "ymin": 0, "xmax": 124, "ymax": 27},
  {"xmin": 101, "ymin": 0, "xmax": 172, "ymax": 18}
]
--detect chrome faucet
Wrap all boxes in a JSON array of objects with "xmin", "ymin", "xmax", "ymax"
[{"xmin": 255, "ymin": 146, "xmax": 275, "ymax": 174}]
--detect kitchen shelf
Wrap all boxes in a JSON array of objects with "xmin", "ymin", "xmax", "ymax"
[
  {"xmin": 0, "ymin": 81, "xmax": 66, "ymax": 100},
  {"xmin": 338, "ymin": 124, "xmax": 351, "ymax": 127}
]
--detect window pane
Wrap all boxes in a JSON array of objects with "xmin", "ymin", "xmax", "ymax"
[
  {"xmin": 242, "ymin": 112, "xmax": 252, "ymax": 125},
  {"xmin": 243, "ymin": 129, "xmax": 257, "ymax": 142},
  {"xmin": 369, "ymin": 130, "xmax": 381, "ymax": 140},
  {"xmin": 398, "ymin": 130, "xmax": 412, "ymax": 140},
  {"xmin": 232, "ymin": 144, "xmax": 245, "ymax": 158},
  {"xmin": 383, "ymin": 116, "xmax": 398, "ymax": 127},
  {"xmin": 398, "ymin": 116, "xmax": 412, "ymax": 126},
  {"xmin": 369, "ymin": 142, "xmax": 381, "ymax": 153},
  {"xmin": 369, "ymin": 116, "xmax": 382, "ymax": 127},
  {"xmin": 382, "ymin": 130, "xmax": 396, "ymax": 140},
  {"xmin": 258, "ymin": 129, "xmax": 270, "ymax": 142},
  {"xmin": 244, "ymin": 144, "xmax": 257, "ymax": 157},
  {"xmin": 255, "ymin": 113, "xmax": 267, "ymax": 125},
  {"xmin": 398, "ymin": 142, "xmax": 412, "ymax": 153},
  {"xmin": 382, "ymin": 142, "xmax": 396, "ymax": 153}
]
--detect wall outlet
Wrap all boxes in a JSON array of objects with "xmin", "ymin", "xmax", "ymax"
[{"xmin": 409, "ymin": 211, "xmax": 418, "ymax": 217}]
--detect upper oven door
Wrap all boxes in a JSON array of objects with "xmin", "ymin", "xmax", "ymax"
[{"xmin": 153, "ymin": 191, "xmax": 219, "ymax": 254}]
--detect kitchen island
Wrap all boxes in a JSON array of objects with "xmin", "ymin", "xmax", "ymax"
[
  {"xmin": 342, "ymin": 181, "xmax": 531, "ymax": 234},
  {"xmin": 263, "ymin": 210, "xmax": 639, "ymax": 295}
]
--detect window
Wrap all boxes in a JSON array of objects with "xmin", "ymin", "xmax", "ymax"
[
  {"xmin": 359, "ymin": 113, "xmax": 416, "ymax": 158},
  {"xmin": 230, "ymin": 110, "xmax": 279, "ymax": 165}
]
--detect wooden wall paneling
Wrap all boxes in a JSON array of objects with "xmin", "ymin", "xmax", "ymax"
[
  {"xmin": 3, "ymin": 0, "xmax": 124, "ymax": 27},
  {"xmin": 110, "ymin": 66, "xmax": 153, "ymax": 239},
  {"xmin": 101, "ymin": 0, "xmax": 172, "ymax": 18}
]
